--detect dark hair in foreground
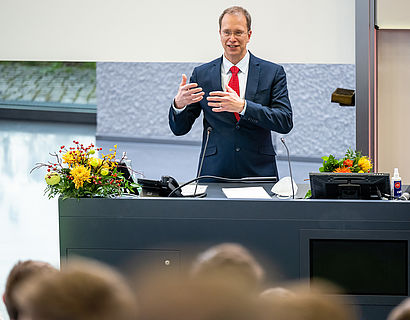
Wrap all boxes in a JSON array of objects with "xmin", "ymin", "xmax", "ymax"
[
  {"xmin": 219, "ymin": 6, "xmax": 252, "ymax": 31},
  {"xmin": 4, "ymin": 260, "xmax": 57, "ymax": 320}
]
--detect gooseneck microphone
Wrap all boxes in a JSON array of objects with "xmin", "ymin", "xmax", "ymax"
[
  {"xmin": 194, "ymin": 127, "xmax": 213, "ymax": 196},
  {"xmin": 280, "ymin": 137, "xmax": 295, "ymax": 199},
  {"xmin": 168, "ymin": 175, "xmax": 277, "ymax": 197}
]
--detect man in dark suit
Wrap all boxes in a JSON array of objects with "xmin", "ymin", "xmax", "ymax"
[{"xmin": 169, "ymin": 6, "xmax": 292, "ymax": 179}]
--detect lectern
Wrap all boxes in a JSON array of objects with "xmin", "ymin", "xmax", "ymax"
[{"xmin": 59, "ymin": 184, "xmax": 410, "ymax": 320}]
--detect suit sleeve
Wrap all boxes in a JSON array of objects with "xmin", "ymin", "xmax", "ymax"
[
  {"xmin": 168, "ymin": 69, "xmax": 202, "ymax": 136},
  {"xmin": 242, "ymin": 66, "xmax": 293, "ymax": 134}
]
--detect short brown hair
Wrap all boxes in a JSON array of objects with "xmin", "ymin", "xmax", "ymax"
[
  {"xmin": 388, "ymin": 297, "xmax": 410, "ymax": 320},
  {"xmin": 138, "ymin": 275, "xmax": 262, "ymax": 320},
  {"xmin": 219, "ymin": 6, "xmax": 252, "ymax": 31},
  {"xmin": 190, "ymin": 243, "xmax": 264, "ymax": 292},
  {"xmin": 4, "ymin": 260, "xmax": 56, "ymax": 320},
  {"xmin": 15, "ymin": 259, "xmax": 138, "ymax": 320},
  {"xmin": 262, "ymin": 282, "xmax": 358, "ymax": 320}
]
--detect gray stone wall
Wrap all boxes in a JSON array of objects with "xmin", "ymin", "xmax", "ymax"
[
  {"xmin": 285, "ymin": 64, "xmax": 355, "ymax": 159},
  {"xmin": 97, "ymin": 62, "xmax": 355, "ymax": 160}
]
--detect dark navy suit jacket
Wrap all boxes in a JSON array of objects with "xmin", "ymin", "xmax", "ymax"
[{"xmin": 169, "ymin": 52, "xmax": 293, "ymax": 179}]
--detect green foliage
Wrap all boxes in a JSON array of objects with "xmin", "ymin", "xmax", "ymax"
[
  {"xmin": 319, "ymin": 154, "xmax": 342, "ymax": 172},
  {"xmin": 0, "ymin": 61, "xmax": 96, "ymax": 69},
  {"xmin": 0, "ymin": 61, "xmax": 96, "ymax": 75},
  {"xmin": 318, "ymin": 149, "xmax": 372, "ymax": 173}
]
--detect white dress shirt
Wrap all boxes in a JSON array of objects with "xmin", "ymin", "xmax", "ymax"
[
  {"xmin": 221, "ymin": 50, "xmax": 249, "ymax": 115},
  {"xmin": 173, "ymin": 51, "xmax": 250, "ymax": 115}
]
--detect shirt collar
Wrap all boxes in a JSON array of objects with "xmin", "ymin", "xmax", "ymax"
[{"xmin": 222, "ymin": 50, "xmax": 250, "ymax": 74}]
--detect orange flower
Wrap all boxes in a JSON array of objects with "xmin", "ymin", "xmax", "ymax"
[
  {"xmin": 343, "ymin": 159, "xmax": 354, "ymax": 167},
  {"xmin": 334, "ymin": 166, "xmax": 351, "ymax": 173}
]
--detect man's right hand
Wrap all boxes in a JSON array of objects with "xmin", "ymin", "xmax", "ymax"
[{"xmin": 174, "ymin": 74, "xmax": 204, "ymax": 109}]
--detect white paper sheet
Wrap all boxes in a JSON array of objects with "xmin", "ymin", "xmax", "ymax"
[
  {"xmin": 181, "ymin": 184, "xmax": 208, "ymax": 197},
  {"xmin": 222, "ymin": 187, "xmax": 272, "ymax": 199}
]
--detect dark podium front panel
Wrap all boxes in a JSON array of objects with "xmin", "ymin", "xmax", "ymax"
[
  {"xmin": 310, "ymin": 239, "xmax": 407, "ymax": 296},
  {"xmin": 67, "ymin": 248, "xmax": 180, "ymax": 274},
  {"xmin": 59, "ymin": 185, "xmax": 410, "ymax": 320}
]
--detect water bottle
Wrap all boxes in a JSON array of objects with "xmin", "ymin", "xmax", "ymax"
[{"xmin": 392, "ymin": 168, "xmax": 402, "ymax": 198}]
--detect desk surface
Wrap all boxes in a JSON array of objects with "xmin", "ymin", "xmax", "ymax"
[{"xmin": 59, "ymin": 182, "xmax": 410, "ymax": 222}]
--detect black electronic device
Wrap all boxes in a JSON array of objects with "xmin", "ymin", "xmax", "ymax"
[
  {"xmin": 310, "ymin": 239, "xmax": 408, "ymax": 295},
  {"xmin": 116, "ymin": 161, "xmax": 139, "ymax": 195},
  {"xmin": 309, "ymin": 172, "xmax": 390, "ymax": 200},
  {"xmin": 137, "ymin": 176, "xmax": 182, "ymax": 197},
  {"xmin": 116, "ymin": 162, "xmax": 134, "ymax": 182}
]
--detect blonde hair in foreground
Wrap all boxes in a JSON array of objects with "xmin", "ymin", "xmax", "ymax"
[
  {"xmin": 387, "ymin": 297, "xmax": 410, "ymax": 320},
  {"xmin": 14, "ymin": 258, "xmax": 138, "ymax": 320},
  {"xmin": 260, "ymin": 280, "xmax": 359, "ymax": 320}
]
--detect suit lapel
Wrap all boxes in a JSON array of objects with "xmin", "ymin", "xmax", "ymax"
[
  {"xmin": 245, "ymin": 53, "xmax": 260, "ymax": 102},
  {"xmin": 211, "ymin": 56, "xmax": 223, "ymax": 91},
  {"xmin": 209, "ymin": 56, "xmax": 235, "ymax": 124}
]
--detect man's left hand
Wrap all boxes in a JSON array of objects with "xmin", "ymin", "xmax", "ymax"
[{"xmin": 207, "ymin": 85, "xmax": 245, "ymax": 113}]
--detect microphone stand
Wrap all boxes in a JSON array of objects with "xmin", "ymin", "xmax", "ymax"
[
  {"xmin": 280, "ymin": 138, "xmax": 295, "ymax": 199},
  {"xmin": 194, "ymin": 127, "xmax": 212, "ymax": 196}
]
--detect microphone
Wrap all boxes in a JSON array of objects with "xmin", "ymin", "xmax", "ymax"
[
  {"xmin": 194, "ymin": 127, "xmax": 213, "ymax": 196},
  {"xmin": 280, "ymin": 137, "xmax": 295, "ymax": 199},
  {"xmin": 399, "ymin": 192, "xmax": 410, "ymax": 200},
  {"xmin": 168, "ymin": 175, "xmax": 277, "ymax": 197}
]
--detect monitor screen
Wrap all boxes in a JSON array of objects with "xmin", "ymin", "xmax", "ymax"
[
  {"xmin": 310, "ymin": 239, "xmax": 408, "ymax": 295},
  {"xmin": 309, "ymin": 172, "xmax": 390, "ymax": 199}
]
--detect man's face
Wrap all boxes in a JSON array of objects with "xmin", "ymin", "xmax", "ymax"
[{"xmin": 220, "ymin": 13, "xmax": 251, "ymax": 64}]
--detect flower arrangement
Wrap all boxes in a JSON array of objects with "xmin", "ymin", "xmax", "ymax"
[
  {"xmin": 31, "ymin": 141, "xmax": 137, "ymax": 199},
  {"xmin": 319, "ymin": 149, "xmax": 373, "ymax": 173},
  {"xmin": 304, "ymin": 149, "xmax": 374, "ymax": 198}
]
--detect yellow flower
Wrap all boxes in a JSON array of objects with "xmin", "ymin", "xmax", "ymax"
[
  {"xmin": 358, "ymin": 170, "xmax": 364, "ymax": 173},
  {"xmin": 358, "ymin": 156, "xmax": 372, "ymax": 172},
  {"xmin": 70, "ymin": 165, "xmax": 91, "ymax": 189},
  {"xmin": 62, "ymin": 150, "xmax": 80, "ymax": 167},
  {"xmin": 89, "ymin": 157, "xmax": 101, "ymax": 168},
  {"xmin": 45, "ymin": 172, "xmax": 61, "ymax": 185},
  {"xmin": 100, "ymin": 168, "xmax": 109, "ymax": 176}
]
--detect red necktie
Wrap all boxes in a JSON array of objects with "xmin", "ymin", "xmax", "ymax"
[{"xmin": 228, "ymin": 66, "xmax": 241, "ymax": 122}]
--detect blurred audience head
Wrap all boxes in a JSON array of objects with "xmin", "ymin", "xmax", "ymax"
[
  {"xmin": 388, "ymin": 297, "xmax": 410, "ymax": 320},
  {"xmin": 260, "ymin": 286, "xmax": 295, "ymax": 301},
  {"xmin": 190, "ymin": 243, "xmax": 264, "ymax": 292},
  {"xmin": 138, "ymin": 273, "xmax": 262, "ymax": 320},
  {"xmin": 14, "ymin": 258, "xmax": 138, "ymax": 320},
  {"xmin": 3, "ymin": 260, "xmax": 57, "ymax": 320},
  {"xmin": 260, "ymin": 280, "xmax": 358, "ymax": 320}
]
